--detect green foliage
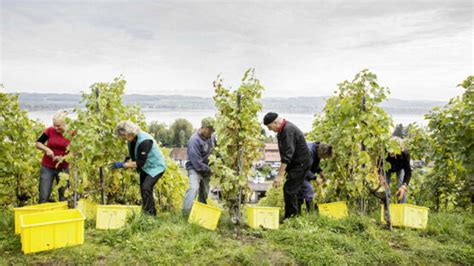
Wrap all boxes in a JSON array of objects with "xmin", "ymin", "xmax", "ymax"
[
  {"xmin": 63, "ymin": 77, "xmax": 145, "ymax": 205},
  {"xmin": 266, "ymin": 212, "xmax": 474, "ymax": 265},
  {"xmin": 148, "ymin": 119, "xmax": 194, "ymax": 147},
  {"xmin": 209, "ymin": 69, "xmax": 265, "ymax": 221},
  {"xmin": 403, "ymin": 123, "xmax": 433, "ymax": 162},
  {"xmin": 308, "ymin": 70, "xmax": 396, "ymax": 207},
  {"xmin": 0, "ymin": 92, "xmax": 44, "ymax": 207},
  {"xmin": 258, "ymin": 164, "xmax": 272, "ymax": 177},
  {"xmin": 148, "ymin": 121, "xmax": 172, "ymax": 146},
  {"xmin": 155, "ymin": 149, "xmax": 188, "ymax": 211},
  {"xmin": 62, "ymin": 77, "xmax": 186, "ymax": 210},
  {"xmin": 424, "ymin": 75, "xmax": 474, "ymax": 211},
  {"xmin": 170, "ymin": 118, "xmax": 194, "ymax": 148},
  {"xmin": 257, "ymin": 185, "xmax": 284, "ymax": 214}
]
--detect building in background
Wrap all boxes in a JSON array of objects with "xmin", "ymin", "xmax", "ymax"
[{"xmin": 169, "ymin": 147, "xmax": 187, "ymax": 168}]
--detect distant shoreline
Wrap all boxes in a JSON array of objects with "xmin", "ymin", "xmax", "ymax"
[
  {"xmin": 28, "ymin": 109, "xmax": 428, "ymax": 132},
  {"xmin": 15, "ymin": 93, "xmax": 445, "ymax": 115}
]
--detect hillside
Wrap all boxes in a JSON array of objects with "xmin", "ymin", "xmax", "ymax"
[{"xmin": 1, "ymin": 210, "xmax": 472, "ymax": 265}]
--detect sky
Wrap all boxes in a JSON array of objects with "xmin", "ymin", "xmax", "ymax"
[{"xmin": 1, "ymin": 0, "xmax": 472, "ymax": 100}]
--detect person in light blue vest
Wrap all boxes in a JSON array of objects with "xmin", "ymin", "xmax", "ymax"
[{"xmin": 112, "ymin": 121, "xmax": 166, "ymax": 216}]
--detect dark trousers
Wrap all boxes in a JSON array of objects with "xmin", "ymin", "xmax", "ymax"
[
  {"xmin": 39, "ymin": 166, "xmax": 68, "ymax": 203},
  {"xmin": 140, "ymin": 171, "xmax": 164, "ymax": 216},
  {"xmin": 298, "ymin": 198, "xmax": 313, "ymax": 213},
  {"xmin": 298, "ymin": 178, "xmax": 315, "ymax": 213},
  {"xmin": 283, "ymin": 168, "xmax": 307, "ymax": 219}
]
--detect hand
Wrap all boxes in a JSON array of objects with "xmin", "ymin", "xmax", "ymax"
[
  {"xmin": 46, "ymin": 149, "xmax": 54, "ymax": 158},
  {"xmin": 316, "ymin": 177, "xmax": 324, "ymax": 186},
  {"xmin": 52, "ymin": 155, "xmax": 62, "ymax": 162},
  {"xmin": 396, "ymin": 185, "xmax": 407, "ymax": 200},
  {"xmin": 110, "ymin": 162, "xmax": 125, "ymax": 169},
  {"xmin": 273, "ymin": 176, "xmax": 282, "ymax": 188},
  {"xmin": 319, "ymin": 172, "xmax": 325, "ymax": 180},
  {"xmin": 307, "ymin": 173, "xmax": 317, "ymax": 181},
  {"xmin": 203, "ymin": 169, "xmax": 211, "ymax": 177}
]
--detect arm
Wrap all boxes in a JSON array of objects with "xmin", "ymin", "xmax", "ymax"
[
  {"xmin": 35, "ymin": 133, "xmax": 54, "ymax": 158},
  {"xmin": 188, "ymin": 139, "xmax": 210, "ymax": 174},
  {"xmin": 396, "ymin": 151, "xmax": 411, "ymax": 200},
  {"xmin": 402, "ymin": 151, "xmax": 412, "ymax": 186},
  {"xmin": 279, "ymin": 131, "xmax": 296, "ymax": 166},
  {"xmin": 124, "ymin": 140, "xmax": 153, "ymax": 169},
  {"xmin": 273, "ymin": 163, "xmax": 287, "ymax": 188},
  {"xmin": 314, "ymin": 164, "xmax": 323, "ymax": 174}
]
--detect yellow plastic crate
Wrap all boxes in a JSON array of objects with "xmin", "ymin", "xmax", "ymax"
[
  {"xmin": 76, "ymin": 199, "xmax": 97, "ymax": 219},
  {"xmin": 14, "ymin": 202, "xmax": 68, "ymax": 234},
  {"xmin": 20, "ymin": 209, "xmax": 85, "ymax": 254},
  {"xmin": 318, "ymin": 201, "xmax": 348, "ymax": 219},
  {"xmin": 381, "ymin": 204, "xmax": 429, "ymax": 229},
  {"xmin": 188, "ymin": 201, "xmax": 222, "ymax": 230},
  {"xmin": 247, "ymin": 205, "xmax": 280, "ymax": 229},
  {"xmin": 96, "ymin": 205, "xmax": 141, "ymax": 229}
]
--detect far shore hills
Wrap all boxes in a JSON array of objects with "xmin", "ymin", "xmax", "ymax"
[{"xmin": 14, "ymin": 93, "xmax": 445, "ymax": 115}]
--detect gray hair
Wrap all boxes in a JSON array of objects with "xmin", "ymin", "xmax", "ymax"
[
  {"xmin": 52, "ymin": 110, "xmax": 68, "ymax": 124},
  {"xmin": 115, "ymin": 121, "xmax": 141, "ymax": 137},
  {"xmin": 317, "ymin": 143, "xmax": 333, "ymax": 158}
]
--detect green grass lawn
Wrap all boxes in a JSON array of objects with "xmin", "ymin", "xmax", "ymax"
[{"xmin": 1, "ymin": 209, "xmax": 473, "ymax": 265}]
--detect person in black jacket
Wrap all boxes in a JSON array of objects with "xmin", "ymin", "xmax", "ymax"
[
  {"xmin": 384, "ymin": 137, "xmax": 412, "ymax": 203},
  {"xmin": 263, "ymin": 112, "xmax": 311, "ymax": 220}
]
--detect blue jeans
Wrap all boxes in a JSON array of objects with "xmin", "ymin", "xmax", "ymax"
[
  {"xmin": 39, "ymin": 166, "xmax": 69, "ymax": 203},
  {"xmin": 182, "ymin": 169, "xmax": 210, "ymax": 215},
  {"xmin": 386, "ymin": 169, "xmax": 408, "ymax": 203}
]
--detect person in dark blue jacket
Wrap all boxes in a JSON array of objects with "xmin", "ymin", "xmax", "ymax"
[
  {"xmin": 298, "ymin": 142, "xmax": 333, "ymax": 212},
  {"xmin": 182, "ymin": 117, "xmax": 215, "ymax": 216}
]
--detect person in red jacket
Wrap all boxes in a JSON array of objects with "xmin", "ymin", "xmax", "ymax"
[{"xmin": 35, "ymin": 110, "xmax": 71, "ymax": 203}]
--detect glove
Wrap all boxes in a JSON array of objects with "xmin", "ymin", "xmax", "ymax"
[{"xmin": 110, "ymin": 162, "xmax": 124, "ymax": 169}]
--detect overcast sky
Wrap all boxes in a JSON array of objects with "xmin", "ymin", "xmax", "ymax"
[{"xmin": 1, "ymin": 0, "xmax": 472, "ymax": 100}]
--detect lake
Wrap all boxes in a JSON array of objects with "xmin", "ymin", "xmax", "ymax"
[{"xmin": 28, "ymin": 110, "xmax": 427, "ymax": 133}]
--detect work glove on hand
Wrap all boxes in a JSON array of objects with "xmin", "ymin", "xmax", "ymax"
[{"xmin": 110, "ymin": 162, "xmax": 125, "ymax": 169}]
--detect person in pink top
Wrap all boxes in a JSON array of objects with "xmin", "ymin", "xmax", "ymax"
[{"xmin": 35, "ymin": 110, "xmax": 72, "ymax": 203}]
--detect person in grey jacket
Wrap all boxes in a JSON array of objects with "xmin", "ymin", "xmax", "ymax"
[{"xmin": 182, "ymin": 117, "xmax": 215, "ymax": 216}]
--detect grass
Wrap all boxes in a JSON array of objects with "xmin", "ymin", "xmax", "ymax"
[{"xmin": 1, "ymin": 208, "xmax": 473, "ymax": 265}]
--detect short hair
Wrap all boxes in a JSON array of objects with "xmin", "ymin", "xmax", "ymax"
[
  {"xmin": 52, "ymin": 110, "xmax": 68, "ymax": 124},
  {"xmin": 115, "ymin": 121, "xmax": 141, "ymax": 137},
  {"xmin": 318, "ymin": 143, "xmax": 333, "ymax": 157}
]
